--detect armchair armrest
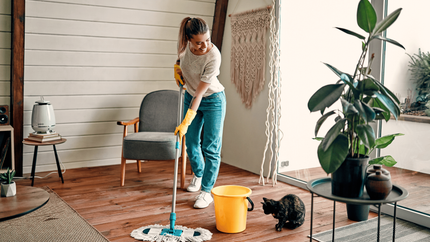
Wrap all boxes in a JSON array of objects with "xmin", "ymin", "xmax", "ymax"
[
  {"xmin": 117, "ymin": 117, "xmax": 139, "ymax": 138},
  {"xmin": 117, "ymin": 117, "xmax": 139, "ymax": 126}
]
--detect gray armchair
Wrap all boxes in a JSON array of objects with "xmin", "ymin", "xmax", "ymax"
[{"xmin": 117, "ymin": 90, "xmax": 188, "ymax": 187}]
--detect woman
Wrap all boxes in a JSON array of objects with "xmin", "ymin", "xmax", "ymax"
[{"xmin": 174, "ymin": 17, "xmax": 226, "ymax": 209}]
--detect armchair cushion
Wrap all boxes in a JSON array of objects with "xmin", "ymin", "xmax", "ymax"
[{"xmin": 123, "ymin": 131, "xmax": 178, "ymax": 161}]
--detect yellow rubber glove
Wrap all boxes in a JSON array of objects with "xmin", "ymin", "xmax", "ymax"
[
  {"xmin": 175, "ymin": 109, "xmax": 196, "ymax": 142},
  {"xmin": 174, "ymin": 64, "xmax": 185, "ymax": 87}
]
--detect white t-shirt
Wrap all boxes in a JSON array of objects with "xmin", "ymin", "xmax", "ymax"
[{"xmin": 180, "ymin": 42, "xmax": 225, "ymax": 97}]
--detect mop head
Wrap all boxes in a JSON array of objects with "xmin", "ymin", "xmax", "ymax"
[{"xmin": 131, "ymin": 224, "xmax": 212, "ymax": 242}]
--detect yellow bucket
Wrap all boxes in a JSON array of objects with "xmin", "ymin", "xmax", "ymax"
[{"xmin": 211, "ymin": 185, "xmax": 254, "ymax": 233}]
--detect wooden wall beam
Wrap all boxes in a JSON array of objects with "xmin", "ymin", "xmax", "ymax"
[
  {"xmin": 10, "ymin": 0, "xmax": 25, "ymax": 176},
  {"xmin": 212, "ymin": 0, "xmax": 229, "ymax": 52}
]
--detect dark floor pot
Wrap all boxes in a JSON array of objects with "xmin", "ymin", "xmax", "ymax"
[
  {"xmin": 346, "ymin": 203, "xmax": 370, "ymax": 221},
  {"xmin": 331, "ymin": 156, "xmax": 369, "ymax": 221}
]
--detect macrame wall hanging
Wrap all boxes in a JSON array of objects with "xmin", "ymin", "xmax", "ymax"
[
  {"xmin": 230, "ymin": 5, "xmax": 272, "ymax": 108},
  {"xmin": 258, "ymin": 0, "xmax": 283, "ymax": 187}
]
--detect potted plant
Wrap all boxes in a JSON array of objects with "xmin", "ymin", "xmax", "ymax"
[
  {"xmin": 308, "ymin": 0, "xmax": 404, "ymax": 202},
  {"xmin": 1, "ymin": 168, "xmax": 16, "ymax": 197},
  {"xmin": 407, "ymin": 48, "xmax": 430, "ymax": 115}
]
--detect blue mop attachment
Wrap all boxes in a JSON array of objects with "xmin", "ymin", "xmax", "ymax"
[{"xmin": 160, "ymin": 213, "xmax": 183, "ymax": 236}]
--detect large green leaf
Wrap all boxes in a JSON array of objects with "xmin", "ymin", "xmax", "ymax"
[
  {"xmin": 356, "ymin": 124, "xmax": 375, "ymax": 149},
  {"xmin": 362, "ymin": 78, "xmax": 380, "ymax": 95},
  {"xmin": 371, "ymin": 98, "xmax": 391, "ymax": 121},
  {"xmin": 373, "ymin": 91, "xmax": 400, "ymax": 119},
  {"xmin": 318, "ymin": 133, "xmax": 349, "ymax": 174},
  {"xmin": 370, "ymin": 76, "xmax": 401, "ymax": 104},
  {"xmin": 323, "ymin": 63, "xmax": 354, "ymax": 81},
  {"xmin": 315, "ymin": 110, "xmax": 336, "ymax": 137},
  {"xmin": 341, "ymin": 99, "xmax": 358, "ymax": 115},
  {"xmin": 375, "ymin": 133, "xmax": 404, "ymax": 149},
  {"xmin": 369, "ymin": 155, "xmax": 397, "ymax": 167},
  {"xmin": 336, "ymin": 27, "xmax": 365, "ymax": 40},
  {"xmin": 354, "ymin": 100, "xmax": 376, "ymax": 123},
  {"xmin": 308, "ymin": 84, "xmax": 345, "ymax": 112},
  {"xmin": 372, "ymin": 35, "xmax": 405, "ymax": 49},
  {"xmin": 361, "ymin": 101, "xmax": 376, "ymax": 122},
  {"xmin": 357, "ymin": 0, "xmax": 377, "ymax": 33},
  {"xmin": 372, "ymin": 8, "xmax": 402, "ymax": 35},
  {"xmin": 359, "ymin": 143, "xmax": 369, "ymax": 156},
  {"xmin": 321, "ymin": 118, "xmax": 347, "ymax": 151}
]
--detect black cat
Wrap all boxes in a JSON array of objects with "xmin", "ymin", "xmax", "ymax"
[{"xmin": 261, "ymin": 194, "xmax": 305, "ymax": 231}]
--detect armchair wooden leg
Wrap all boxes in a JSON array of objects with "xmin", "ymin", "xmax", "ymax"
[
  {"xmin": 137, "ymin": 160, "xmax": 141, "ymax": 173},
  {"xmin": 120, "ymin": 156, "xmax": 126, "ymax": 186}
]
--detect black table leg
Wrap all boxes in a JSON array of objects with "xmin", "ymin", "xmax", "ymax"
[
  {"xmin": 393, "ymin": 202, "xmax": 397, "ymax": 242},
  {"xmin": 377, "ymin": 204, "xmax": 382, "ymax": 242},
  {"xmin": 333, "ymin": 200, "xmax": 336, "ymax": 242},
  {"xmin": 310, "ymin": 192, "xmax": 314, "ymax": 242},
  {"xmin": 30, "ymin": 146, "xmax": 38, "ymax": 186},
  {"xmin": 53, "ymin": 145, "xmax": 64, "ymax": 183}
]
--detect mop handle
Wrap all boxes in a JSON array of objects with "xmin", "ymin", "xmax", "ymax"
[{"xmin": 171, "ymin": 85, "xmax": 184, "ymax": 216}]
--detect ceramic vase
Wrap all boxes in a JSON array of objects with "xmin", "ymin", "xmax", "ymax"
[
  {"xmin": 367, "ymin": 164, "xmax": 390, "ymax": 178},
  {"xmin": 1, "ymin": 181, "xmax": 16, "ymax": 197},
  {"xmin": 366, "ymin": 171, "xmax": 392, "ymax": 200}
]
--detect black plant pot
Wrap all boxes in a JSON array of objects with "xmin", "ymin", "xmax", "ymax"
[
  {"xmin": 331, "ymin": 156, "xmax": 369, "ymax": 197},
  {"xmin": 331, "ymin": 156, "xmax": 369, "ymax": 221}
]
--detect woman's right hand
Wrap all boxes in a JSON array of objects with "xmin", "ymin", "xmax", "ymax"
[{"xmin": 174, "ymin": 64, "xmax": 185, "ymax": 87}]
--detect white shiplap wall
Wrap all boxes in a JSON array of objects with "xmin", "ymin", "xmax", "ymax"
[
  {"xmin": 23, "ymin": 0, "xmax": 216, "ymax": 173},
  {"xmin": 0, "ymin": 0, "xmax": 11, "ymax": 106}
]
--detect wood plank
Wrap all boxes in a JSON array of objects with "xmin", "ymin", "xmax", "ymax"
[
  {"xmin": 23, "ymin": 81, "xmax": 176, "ymax": 95},
  {"xmin": 23, "ymin": 122, "xmax": 123, "ymax": 137},
  {"xmin": 22, "ymin": 145, "xmax": 122, "ymax": 167},
  {"xmin": 25, "ymin": 34, "xmax": 176, "ymax": 54},
  {"xmin": 24, "ymin": 50, "xmax": 177, "ymax": 67},
  {"xmin": 24, "ymin": 66, "xmax": 174, "ymax": 81},
  {"xmin": 0, "ymin": 0, "xmax": 11, "ymax": 15},
  {"xmin": 0, "ymin": 32, "xmax": 11, "ymax": 48},
  {"xmin": 14, "ymin": 161, "xmax": 384, "ymax": 241},
  {"xmin": 0, "ymin": 97, "xmax": 9, "ymax": 105},
  {"xmin": 23, "ymin": 107, "xmax": 139, "ymax": 125},
  {"xmin": 26, "ymin": 1, "xmax": 213, "ymax": 28},
  {"xmin": 42, "ymin": 0, "xmax": 215, "ymax": 16},
  {"xmin": 0, "ymin": 81, "xmax": 9, "ymax": 95},
  {"xmin": 23, "ymin": 94, "xmax": 145, "ymax": 110},
  {"xmin": 22, "ymin": 133, "xmax": 124, "ymax": 153},
  {"xmin": 0, "ymin": 66, "xmax": 9, "ymax": 80},
  {"xmin": 0, "ymin": 49, "xmax": 10, "ymax": 64},
  {"xmin": 26, "ymin": 18, "xmax": 179, "ymax": 40},
  {"xmin": 0, "ymin": 15, "xmax": 11, "ymax": 31}
]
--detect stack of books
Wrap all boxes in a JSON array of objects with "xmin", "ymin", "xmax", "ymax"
[{"xmin": 27, "ymin": 132, "xmax": 62, "ymax": 142}]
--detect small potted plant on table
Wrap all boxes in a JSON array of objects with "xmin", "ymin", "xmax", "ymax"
[
  {"xmin": 1, "ymin": 168, "xmax": 16, "ymax": 197},
  {"xmin": 307, "ymin": 0, "xmax": 404, "ymax": 220}
]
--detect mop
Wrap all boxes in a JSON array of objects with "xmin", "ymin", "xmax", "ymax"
[{"xmin": 131, "ymin": 84, "xmax": 212, "ymax": 242}]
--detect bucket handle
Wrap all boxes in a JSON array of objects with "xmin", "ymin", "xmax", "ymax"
[{"xmin": 246, "ymin": 197, "xmax": 254, "ymax": 211}]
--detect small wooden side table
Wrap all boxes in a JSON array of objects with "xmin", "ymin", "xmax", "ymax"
[{"xmin": 22, "ymin": 138, "xmax": 67, "ymax": 186}]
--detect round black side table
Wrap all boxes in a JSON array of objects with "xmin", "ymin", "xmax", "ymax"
[{"xmin": 307, "ymin": 177, "xmax": 408, "ymax": 242}]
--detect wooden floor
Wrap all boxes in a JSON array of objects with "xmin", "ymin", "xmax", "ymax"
[{"xmin": 13, "ymin": 160, "xmax": 381, "ymax": 242}]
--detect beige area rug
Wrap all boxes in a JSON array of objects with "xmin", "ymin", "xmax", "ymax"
[{"xmin": 0, "ymin": 187, "xmax": 109, "ymax": 242}]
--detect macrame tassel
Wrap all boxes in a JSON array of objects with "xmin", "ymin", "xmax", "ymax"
[
  {"xmin": 259, "ymin": 0, "xmax": 283, "ymax": 186},
  {"xmin": 230, "ymin": 7, "xmax": 271, "ymax": 108}
]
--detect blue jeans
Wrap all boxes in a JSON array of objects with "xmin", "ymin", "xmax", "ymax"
[{"xmin": 184, "ymin": 90, "xmax": 226, "ymax": 193}]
